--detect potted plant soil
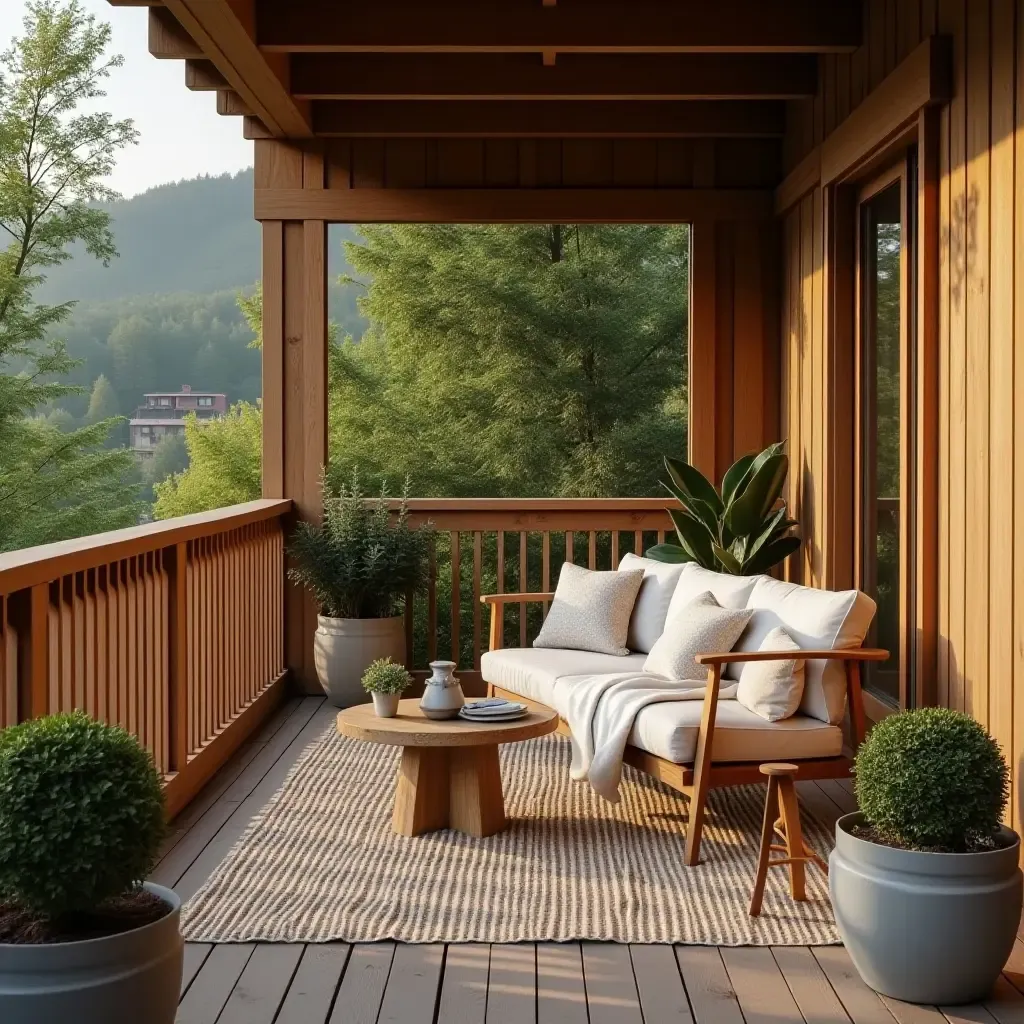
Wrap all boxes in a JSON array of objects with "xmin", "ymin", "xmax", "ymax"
[
  {"xmin": 362, "ymin": 657, "xmax": 412, "ymax": 717},
  {"xmin": 289, "ymin": 472, "xmax": 431, "ymax": 707},
  {"xmin": 830, "ymin": 708, "xmax": 1021, "ymax": 1005},
  {"xmin": 0, "ymin": 711, "xmax": 182, "ymax": 1023}
]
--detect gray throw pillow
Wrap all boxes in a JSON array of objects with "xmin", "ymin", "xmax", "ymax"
[
  {"xmin": 533, "ymin": 562, "xmax": 645, "ymax": 656},
  {"xmin": 643, "ymin": 591, "xmax": 752, "ymax": 682}
]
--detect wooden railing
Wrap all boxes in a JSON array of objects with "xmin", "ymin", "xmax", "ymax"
[
  {"xmin": 398, "ymin": 499, "xmax": 676, "ymax": 691},
  {"xmin": 0, "ymin": 499, "xmax": 291, "ymax": 817}
]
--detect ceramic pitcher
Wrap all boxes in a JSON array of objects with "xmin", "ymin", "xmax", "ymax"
[{"xmin": 419, "ymin": 661, "xmax": 464, "ymax": 720}]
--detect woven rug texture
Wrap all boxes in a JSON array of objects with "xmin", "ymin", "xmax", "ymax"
[{"xmin": 182, "ymin": 726, "xmax": 839, "ymax": 945}]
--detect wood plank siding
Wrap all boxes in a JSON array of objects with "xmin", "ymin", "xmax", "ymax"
[{"xmin": 779, "ymin": 0, "xmax": 1024, "ymax": 829}]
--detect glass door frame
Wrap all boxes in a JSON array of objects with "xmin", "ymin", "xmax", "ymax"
[{"xmin": 853, "ymin": 156, "xmax": 917, "ymax": 715}]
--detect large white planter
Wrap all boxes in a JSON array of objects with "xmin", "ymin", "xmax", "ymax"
[
  {"xmin": 830, "ymin": 812, "xmax": 1022, "ymax": 1004},
  {"xmin": 0, "ymin": 882, "xmax": 183, "ymax": 1024},
  {"xmin": 314, "ymin": 615, "xmax": 406, "ymax": 708}
]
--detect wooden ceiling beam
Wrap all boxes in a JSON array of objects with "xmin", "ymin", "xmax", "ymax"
[
  {"xmin": 311, "ymin": 100, "xmax": 785, "ymax": 137},
  {"xmin": 148, "ymin": 7, "xmax": 202, "ymax": 59},
  {"xmin": 256, "ymin": 0, "xmax": 861, "ymax": 54},
  {"xmin": 291, "ymin": 53, "xmax": 818, "ymax": 100},
  {"xmin": 185, "ymin": 58, "xmax": 228, "ymax": 91},
  {"xmin": 217, "ymin": 90, "xmax": 254, "ymax": 117},
  {"xmin": 162, "ymin": 0, "xmax": 311, "ymax": 136}
]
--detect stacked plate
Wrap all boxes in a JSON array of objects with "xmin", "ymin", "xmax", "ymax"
[{"xmin": 458, "ymin": 698, "xmax": 529, "ymax": 722}]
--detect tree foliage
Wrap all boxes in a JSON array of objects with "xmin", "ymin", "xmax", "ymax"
[{"xmin": 0, "ymin": 1, "xmax": 142, "ymax": 550}]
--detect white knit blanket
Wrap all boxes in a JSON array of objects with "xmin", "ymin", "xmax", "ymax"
[{"xmin": 552, "ymin": 672, "xmax": 738, "ymax": 803}]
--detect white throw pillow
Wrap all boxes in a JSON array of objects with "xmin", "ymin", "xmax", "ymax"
[
  {"xmin": 618, "ymin": 553, "xmax": 688, "ymax": 654},
  {"xmin": 665, "ymin": 564, "xmax": 762, "ymax": 622},
  {"xmin": 533, "ymin": 562, "xmax": 645, "ymax": 656},
  {"xmin": 644, "ymin": 591, "xmax": 752, "ymax": 682},
  {"xmin": 735, "ymin": 626, "xmax": 806, "ymax": 722}
]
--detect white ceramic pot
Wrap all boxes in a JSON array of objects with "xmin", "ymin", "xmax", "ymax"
[
  {"xmin": 314, "ymin": 616, "xmax": 405, "ymax": 708},
  {"xmin": 0, "ymin": 882, "xmax": 183, "ymax": 1024},
  {"xmin": 372, "ymin": 692, "xmax": 401, "ymax": 717},
  {"xmin": 419, "ymin": 660, "xmax": 465, "ymax": 720}
]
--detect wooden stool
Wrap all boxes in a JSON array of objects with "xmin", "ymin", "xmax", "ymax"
[{"xmin": 749, "ymin": 763, "xmax": 828, "ymax": 917}]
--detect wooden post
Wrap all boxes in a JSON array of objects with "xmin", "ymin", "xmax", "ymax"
[
  {"xmin": 689, "ymin": 220, "xmax": 720, "ymax": 483},
  {"xmin": 11, "ymin": 584, "xmax": 50, "ymax": 720},
  {"xmin": 259, "ymin": 139, "xmax": 329, "ymax": 693}
]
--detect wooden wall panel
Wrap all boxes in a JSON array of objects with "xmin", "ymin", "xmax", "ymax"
[{"xmin": 781, "ymin": 0, "xmax": 1024, "ymax": 828}]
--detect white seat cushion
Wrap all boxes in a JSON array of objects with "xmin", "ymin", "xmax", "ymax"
[
  {"xmin": 481, "ymin": 648, "xmax": 648, "ymax": 706},
  {"xmin": 730, "ymin": 577, "xmax": 877, "ymax": 725},
  {"xmin": 627, "ymin": 698, "xmax": 844, "ymax": 764},
  {"xmin": 617, "ymin": 552, "xmax": 687, "ymax": 653}
]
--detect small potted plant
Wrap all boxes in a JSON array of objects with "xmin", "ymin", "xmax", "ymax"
[
  {"xmin": 289, "ymin": 471, "xmax": 432, "ymax": 707},
  {"xmin": 362, "ymin": 657, "xmax": 412, "ymax": 717},
  {"xmin": 830, "ymin": 708, "xmax": 1021, "ymax": 1005},
  {"xmin": 0, "ymin": 711, "xmax": 182, "ymax": 1023}
]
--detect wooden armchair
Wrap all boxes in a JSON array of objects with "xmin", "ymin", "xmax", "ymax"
[{"xmin": 481, "ymin": 592, "xmax": 887, "ymax": 865}]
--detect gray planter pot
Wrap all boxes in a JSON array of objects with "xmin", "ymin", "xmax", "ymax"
[
  {"xmin": 0, "ymin": 881, "xmax": 183, "ymax": 1024},
  {"xmin": 830, "ymin": 812, "xmax": 1022, "ymax": 1005},
  {"xmin": 314, "ymin": 615, "xmax": 406, "ymax": 708}
]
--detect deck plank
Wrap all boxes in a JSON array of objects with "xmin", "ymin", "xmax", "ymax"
[
  {"xmin": 437, "ymin": 943, "xmax": 489, "ymax": 1023},
  {"xmin": 581, "ymin": 942, "xmax": 643, "ymax": 1024},
  {"xmin": 771, "ymin": 946, "xmax": 852, "ymax": 1024},
  {"xmin": 331, "ymin": 942, "xmax": 395, "ymax": 1024},
  {"xmin": 815, "ymin": 779, "xmax": 858, "ymax": 814},
  {"xmin": 537, "ymin": 942, "xmax": 588, "ymax": 1024},
  {"xmin": 940, "ymin": 1006, "xmax": 1000, "ymax": 1024},
  {"xmin": 797, "ymin": 779, "xmax": 847, "ymax": 830},
  {"xmin": 812, "ymin": 947, "xmax": 897, "ymax": 1024},
  {"xmin": 175, "ymin": 943, "xmax": 254, "ymax": 1024},
  {"xmin": 1002, "ymin": 941, "xmax": 1024, "ymax": 996},
  {"xmin": 675, "ymin": 946, "xmax": 744, "ymax": 1024},
  {"xmin": 180, "ymin": 943, "xmax": 212, "ymax": 999},
  {"xmin": 880, "ymin": 996, "xmax": 947, "ymax": 1024},
  {"xmin": 629, "ymin": 943, "xmax": 693, "ymax": 1024},
  {"xmin": 154, "ymin": 696, "xmax": 323, "ymax": 890},
  {"xmin": 376, "ymin": 943, "xmax": 445, "ymax": 1023},
  {"xmin": 172, "ymin": 700, "xmax": 333, "ymax": 901},
  {"xmin": 487, "ymin": 943, "xmax": 537, "ymax": 1023},
  {"xmin": 276, "ymin": 944, "xmax": 350, "ymax": 1024},
  {"xmin": 217, "ymin": 942, "xmax": 304, "ymax": 1024},
  {"xmin": 722, "ymin": 947, "xmax": 805, "ymax": 1024},
  {"xmin": 985, "ymin": 975, "xmax": 1024, "ymax": 1024}
]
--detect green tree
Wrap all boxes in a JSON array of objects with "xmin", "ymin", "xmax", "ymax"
[
  {"xmin": 142, "ymin": 430, "xmax": 188, "ymax": 489},
  {"xmin": 152, "ymin": 403, "xmax": 261, "ymax": 518},
  {"xmin": 331, "ymin": 224, "xmax": 688, "ymax": 497},
  {"xmin": 0, "ymin": 1, "xmax": 142, "ymax": 551},
  {"xmin": 84, "ymin": 372, "xmax": 118, "ymax": 423}
]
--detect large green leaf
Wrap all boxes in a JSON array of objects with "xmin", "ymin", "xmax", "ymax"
[
  {"xmin": 669, "ymin": 508, "xmax": 715, "ymax": 567},
  {"xmin": 721, "ymin": 452, "xmax": 757, "ymax": 507},
  {"xmin": 745, "ymin": 506, "xmax": 788, "ymax": 561},
  {"xmin": 664, "ymin": 456, "xmax": 723, "ymax": 516},
  {"xmin": 725, "ymin": 453, "xmax": 789, "ymax": 538},
  {"xmin": 713, "ymin": 543, "xmax": 743, "ymax": 574},
  {"xmin": 644, "ymin": 542, "xmax": 693, "ymax": 564},
  {"xmin": 743, "ymin": 535, "xmax": 801, "ymax": 575}
]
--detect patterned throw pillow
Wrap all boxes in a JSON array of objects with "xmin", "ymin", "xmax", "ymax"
[
  {"xmin": 735, "ymin": 626, "xmax": 806, "ymax": 721},
  {"xmin": 533, "ymin": 562, "xmax": 645, "ymax": 656},
  {"xmin": 643, "ymin": 591, "xmax": 752, "ymax": 682}
]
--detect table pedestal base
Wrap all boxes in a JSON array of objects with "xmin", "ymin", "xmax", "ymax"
[{"xmin": 393, "ymin": 744, "xmax": 506, "ymax": 837}]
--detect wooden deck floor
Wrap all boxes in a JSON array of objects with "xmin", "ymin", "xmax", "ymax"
[{"xmin": 160, "ymin": 695, "xmax": 1024, "ymax": 1024}]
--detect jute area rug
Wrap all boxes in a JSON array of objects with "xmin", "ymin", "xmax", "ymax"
[{"xmin": 182, "ymin": 725, "xmax": 839, "ymax": 945}]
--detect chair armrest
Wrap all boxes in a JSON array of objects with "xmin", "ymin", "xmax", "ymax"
[
  {"xmin": 480, "ymin": 592, "xmax": 556, "ymax": 605},
  {"xmin": 695, "ymin": 648, "xmax": 889, "ymax": 666}
]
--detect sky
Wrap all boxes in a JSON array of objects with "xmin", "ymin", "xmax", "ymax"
[{"xmin": 0, "ymin": 0, "xmax": 254, "ymax": 198}]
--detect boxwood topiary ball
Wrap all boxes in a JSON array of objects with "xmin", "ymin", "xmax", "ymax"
[
  {"xmin": 855, "ymin": 707, "xmax": 1009, "ymax": 850},
  {"xmin": 0, "ymin": 711, "xmax": 165, "ymax": 919}
]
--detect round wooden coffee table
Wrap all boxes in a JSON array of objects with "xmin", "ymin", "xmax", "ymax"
[{"xmin": 337, "ymin": 699, "xmax": 559, "ymax": 838}]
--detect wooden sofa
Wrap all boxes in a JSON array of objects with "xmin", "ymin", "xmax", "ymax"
[{"xmin": 480, "ymin": 569, "xmax": 887, "ymax": 867}]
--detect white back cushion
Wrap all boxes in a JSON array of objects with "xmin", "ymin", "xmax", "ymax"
[
  {"xmin": 665, "ymin": 564, "xmax": 762, "ymax": 621},
  {"xmin": 618, "ymin": 553, "xmax": 687, "ymax": 653},
  {"xmin": 732, "ymin": 577, "xmax": 876, "ymax": 724}
]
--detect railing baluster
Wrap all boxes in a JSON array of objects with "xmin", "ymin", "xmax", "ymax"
[
  {"xmin": 473, "ymin": 532, "xmax": 482, "ymax": 669},
  {"xmin": 427, "ymin": 534, "xmax": 437, "ymax": 663},
  {"xmin": 635, "ymin": 529, "xmax": 643, "ymax": 556},
  {"xmin": 588, "ymin": 531, "xmax": 597, "ymax": 569},
  {"xmin": 611, "ymin": 530, "xmax": 619, "ymax": 567},
  {"xmin": 450, "ymin": 531, "xmax": 460, "ymax": 663},
  {"xmin": 519, "ymin": 532, "xmax": 528, "ymax": 647},
  {"xmin": 542, "ymin": 532, "xmax": 551, "ymax": 615},
  {"xmin": 565, "ymin": 530, "xmax": 574, "ymax": 566}
]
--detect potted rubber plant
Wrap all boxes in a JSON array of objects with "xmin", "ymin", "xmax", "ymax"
[
  {"xmin": 646, "ymin": 441, "xmax": 800, "ymax": 574},
  {"xmin": 0, "ymin": 711, "xmax": 182, "ymax": 1023},
  {"xmin": 362, "ymin": 657, "xmax": 412, "ymax": 717},
  {"xmin": 289, "ymin": 472, "xmax": 432, "ymax": 707},
  {"xmin": 830, "ymin": 708, "xmax": 1021, "ymax": 1005}
]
